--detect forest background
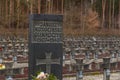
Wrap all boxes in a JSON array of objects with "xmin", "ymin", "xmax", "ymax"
[{"xmin": 0, "ymin": 0, "xmax": 120, "ymax": 37}]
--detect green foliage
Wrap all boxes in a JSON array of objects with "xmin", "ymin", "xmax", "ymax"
[
  {"xmin": 48, "ymin": 74, "xmax": 57, "ymax": 80},
  {"xmin": 32, "ymin": 75, "xmax": 37, "ymax": 80}
]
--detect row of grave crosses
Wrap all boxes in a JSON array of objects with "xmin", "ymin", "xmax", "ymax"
[
  {"xmin": 63, "ymin": 47, "xmax": 120, "ymax": 60},
  {"xmin": 0, "ymin": 36, "xmax": 28, "ymax": 62},
  {"xmin": 63, "ymin": 36, "xmax": 120, "ymax": 49},
  {"xmin": 0, "ymin": 36, "xmax": 28, "ymax": 79},
  {"xmin": 63, "ymin": 36, "xmax": 120, "ymax": 60},
  {"xmin": 62, "ymin": 37, "xmax": 120, "ymax": 80},
  {"xmin": 75, "ymin": 57, "xmax": 111, "ymax": 80}
]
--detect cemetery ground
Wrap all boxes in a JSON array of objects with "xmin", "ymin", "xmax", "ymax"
[
  {"xmin": 1, "ymin": 36, "xmax": 120, "ymax": 79},
  {"xmin": 63, "ymin": 72, "xmax": 120, "ymax": 80}
]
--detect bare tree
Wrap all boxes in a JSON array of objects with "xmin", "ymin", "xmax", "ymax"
[
  {"xmin": 16, "ymin": 0, "xmax": 20, "ymax": 35},
  {"xmin": 112, "ymin": 0, "xmax": 115, "ymax": 29},
  {"xmin": 102, "ymin": 0, "xmax": 106, "ymax": 29},
  {"xmin": 30, "ymin": 0, "xmax": 33, "ymax": 14},
  {"xmin": 118, "ymin": 0, "xmax": 120, "ymax": 30},
  {"xmin": 62, "ymin": 0, "xmax": 64, "ymax": 14},
  {"xmin": 38, "ymin": 0, "xmax": 41, "ymax": 14},
  {"xmin": 108, "ymin": 0, "xmax": 112, "ymax": 29},
  {"xmin": 5, "ymin": 0, "xmax": 8, "ymax": 25}
]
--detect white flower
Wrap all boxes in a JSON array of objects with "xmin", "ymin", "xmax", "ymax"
[{"xmin": 36, "ymin": 72, "xmax": 46, "ymax": 79}]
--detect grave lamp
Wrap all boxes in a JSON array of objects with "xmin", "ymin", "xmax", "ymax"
[
  {"xmin": 6, "ymin": 76, "xmax": 13, "ymax": 80},
  {"xmin": 75, "ymin": 58, "xmax": 84, "ymax": 80},
  {"xmin": 103, "ymin": 57, "xmax": 110, "ymax": 80},
  {"xmin": 106, "ymin": 69, "xmax": 110, "ymax": 76}
]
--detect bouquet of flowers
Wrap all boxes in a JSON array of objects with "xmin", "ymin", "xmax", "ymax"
[{"xmin": 32, "ymin": 72, "xmax": 57, "ymax": 80}]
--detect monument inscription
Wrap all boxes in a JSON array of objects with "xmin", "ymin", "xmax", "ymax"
[{"xmin": 32, "ymin": 21, "xmax": 62, "ymax": 43}]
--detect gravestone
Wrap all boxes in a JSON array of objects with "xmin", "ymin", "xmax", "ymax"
[{"xmin": 29, "ymin": 14, "xmax": 63, "ymax": 80}]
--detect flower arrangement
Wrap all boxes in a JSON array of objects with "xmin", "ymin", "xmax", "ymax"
[{"xmin": 32, "ymin": 72, "xmax": 57, "ymax": 80}]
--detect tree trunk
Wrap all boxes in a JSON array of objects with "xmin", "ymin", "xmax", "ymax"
[
  {"xmin": 56, "ymin": 0, "xmax": 59, "ymax": 14},
  {"xmin": 83, "ymin": 0, "xmax": 87, "ymax": 34},
  {"xmin": 48, "ymin": 0, "xmax": 51, "ymax": 13},
  {"xmin": 0, "ymin": 0, "xmax": 3, "ymax": 29},
  {"xmin": 0, "ymin": 0, "xmax": 3, "ymax": 17},
  {"xmin": 51, "ymin": 0, "xmax": 53, "ymax": 14},
  {"xmin": 0, "ymin": 1, "xmax": 1, "ymax": 17},
  {"xmin": 10, "ymin": 0, "xmax": 14, "ymax": 30},
  {"xmin": 27, "ymin": 0, "xmax": 29, "ymax": 15},
  {"xmin": 81, "ymin": 0, "xmax": 83, "ymax": 30},
  {"xmin": 112, "ymin": 0, "xmax": 115, "ymax": 29},
  {"xmin": 118, "ymin": 0, "xmax": 120, "ymax": 32},
  {"xmin": 30, "ymin": 0, "xmax": 33, "ymax": 14},
  {"xmin": 61, "ymin": 0, "xmax": 64, "ymax": 14},
  {"xmin": 16, "ymin": 0, "xmax": 20, "ymax": 34},
  {"xmin": 102, "ymin": 0, "xmax": 106, "ymax": 29},
  {"xmin": 38, "ymin": 0, "xmax": 41, "ymax": 14},
  {"xmin": 1, "ymin": 0, "xmax": 3, "ymax": 18},
  {"xmin": 108, "ymin": 0, "xmax": 112, "ymax": 29},
  {"xmin": 10, "ymin": 0, "xmax": 13, "ymax": 16},
  {"xmin": 45, "ymin": 0, "xmax": 48, "ymax": 13}
]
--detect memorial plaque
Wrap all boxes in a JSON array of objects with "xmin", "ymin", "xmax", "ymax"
[
  {"xmin": 32, "ymin": 21, "xmax": 62, "ymax": 43},
  {"xmin": 29, "ymin": 14, "xmax": 63, "ymax": 80}
]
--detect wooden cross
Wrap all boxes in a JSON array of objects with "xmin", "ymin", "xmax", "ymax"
[{"xmin": 36, "ymin": 52, "xmax": 60, "ymax": 74}]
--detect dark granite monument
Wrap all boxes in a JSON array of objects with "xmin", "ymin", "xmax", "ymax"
[{"xmin": 29, "ymin": 14, "xmax": 63, "ymax": 80}]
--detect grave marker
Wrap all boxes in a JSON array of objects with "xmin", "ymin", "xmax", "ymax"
[{"xmin": 29, "ymin": 14, "xmax": 63, "ymax": 80}]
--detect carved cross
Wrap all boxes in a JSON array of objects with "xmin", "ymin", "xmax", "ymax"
[{"xmin": 36, "ymin": 52, "xmax": 60, "ymax": 74}]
